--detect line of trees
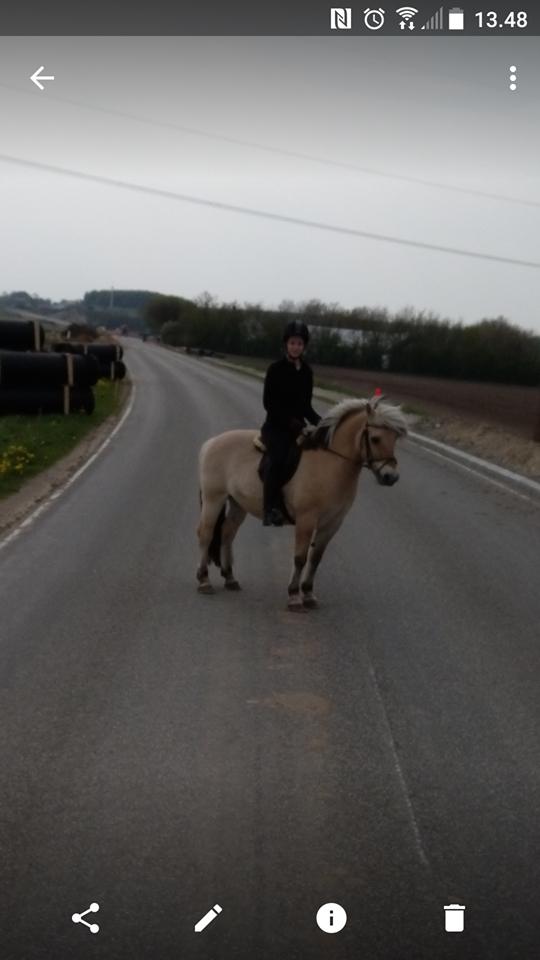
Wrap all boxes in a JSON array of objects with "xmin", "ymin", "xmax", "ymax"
[
  {"xmin": 143, "ymin": 295, "xmax": 540, "ymax": 386},
  {"xmin": 3, "ymin": 289, "xmax": 538, "ymax": 385}
]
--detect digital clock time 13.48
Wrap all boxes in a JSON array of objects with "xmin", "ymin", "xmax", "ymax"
[{"xmin": 475, "ymin": 10, "xmax": 528, "ymax": 28}]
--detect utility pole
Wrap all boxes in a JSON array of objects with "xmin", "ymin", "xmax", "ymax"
[{"xmin": 534, "ymin": 389, "xmax": 540, "ymax": 442}]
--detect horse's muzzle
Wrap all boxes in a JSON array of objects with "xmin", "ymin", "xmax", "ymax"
[{"xmin": 377, "ymin": 471, "xmax": 399, "ymax": 486}]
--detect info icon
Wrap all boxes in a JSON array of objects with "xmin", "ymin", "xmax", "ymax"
[{"xmin": 316, "ymin": 902, "xmax": 347, "ymax": 933}]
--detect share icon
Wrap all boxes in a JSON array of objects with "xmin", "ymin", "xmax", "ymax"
[{"xmin": 72, "ymin": 902, "xmax": 100, "ymax": 934}]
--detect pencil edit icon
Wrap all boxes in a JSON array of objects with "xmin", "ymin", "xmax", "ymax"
[{"xmin": 194, "ymin": 903, "xmax": 222, "ymax": 933}]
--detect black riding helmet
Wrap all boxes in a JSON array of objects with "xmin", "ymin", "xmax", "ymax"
[{"xmin": 282, "ymin": 320, "xmax": 310, "ymax": 345}]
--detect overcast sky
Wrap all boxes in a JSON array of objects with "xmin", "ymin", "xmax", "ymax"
[{"xmin": 0, "ymin": 37, "xmax": 539, "ymax": 331}]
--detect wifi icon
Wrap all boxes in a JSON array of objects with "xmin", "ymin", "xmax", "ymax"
[{"xmin": 396, "ymin": 5, "xmax": 418, "ymax": 29}]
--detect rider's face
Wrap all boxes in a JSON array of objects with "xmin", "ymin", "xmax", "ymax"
[{"xmin": 286, "ymin": 336, "xmax": 305, "ymax": 359}]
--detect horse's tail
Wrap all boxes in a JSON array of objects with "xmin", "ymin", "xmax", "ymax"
[{"xmin": 208, "ymin": 501, "xmax": 227, "ymax": 567}]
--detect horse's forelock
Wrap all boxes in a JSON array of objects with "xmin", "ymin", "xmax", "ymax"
[{"xmin": 369, "ymin": 402, "xmax": 408, "ymax": 436}]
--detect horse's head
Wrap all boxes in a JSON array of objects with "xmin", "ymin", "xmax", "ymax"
[
  {"xmin": 304, "ymin": 395, "xmax": 408, "ymax": 485},
  {"xmin": 357, "ymin": 394, "xmax": 408, "ymax": 486}
]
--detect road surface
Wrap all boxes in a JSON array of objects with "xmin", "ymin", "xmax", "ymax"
[{"xmin": 1, "ymin": 340, "xmax": 539, "ymax": 960}]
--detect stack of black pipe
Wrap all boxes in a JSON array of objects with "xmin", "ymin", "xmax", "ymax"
[
  {"xmin": 52, "ymin": 342, "xmax": 126, "ymax": 381},
  {"xmin": 0, "ymin": 350, "xmax": 98, "ymax": 414},
  {"xmin": 0, "ymin": 318, "xmax": 45, "ymax": 352}
]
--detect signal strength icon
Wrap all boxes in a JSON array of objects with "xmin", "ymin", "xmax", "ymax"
[
  {"xmin": 421, "ymin": 5, "xmax": 444, "ymax": 29},
  {"xmin": 396, "ymin": 6, "xmax": 418, "ymax": 29}
]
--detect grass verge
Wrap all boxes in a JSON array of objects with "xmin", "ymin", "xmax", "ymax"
[{"xmin": 0, "ymin": 380, "xmax": 125, "ymax": 499}]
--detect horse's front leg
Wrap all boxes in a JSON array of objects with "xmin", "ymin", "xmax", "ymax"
[
  {"xmin": 301, "ymin": 513, "xmax": 344, "ymax": 608},
  {"xmin": 287, "ymin": 514, "xmax": 317, "ymax": 612}
]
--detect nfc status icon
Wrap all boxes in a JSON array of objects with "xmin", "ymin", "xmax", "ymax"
[
  {"xmin": 72, "ymin": 902, "xmax": 99, "ymax": 934},
  {"xmin": 330, "ymin": 8, "xmax": 352, "ymax": 30},
  {"xmin": 316, "ymin": 902, "xmax": 347, "ymax": 934}
]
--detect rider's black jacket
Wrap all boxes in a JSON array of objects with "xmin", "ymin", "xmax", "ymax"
[{"xmin": 262, "ymin": 356, "xmax": 321, "ymax": 434}]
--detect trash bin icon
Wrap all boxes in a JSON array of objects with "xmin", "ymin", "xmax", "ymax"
[{"xmin": 444, "ymin": 903, "xmax": 465, "ymax": 932}]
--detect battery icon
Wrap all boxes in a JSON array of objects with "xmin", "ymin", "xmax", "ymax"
[{"xmin": 448, "ymin": 7, "xmax": 464, "ymax": 30}]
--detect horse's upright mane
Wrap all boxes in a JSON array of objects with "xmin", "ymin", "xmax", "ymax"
[{"xmin": 303, "ymin": 397, "xmax": 408, "ymax": 449}]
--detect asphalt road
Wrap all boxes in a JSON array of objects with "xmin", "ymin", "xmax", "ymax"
[{"xmin": 1, "ymin": 340, "xmax": 539, "ymax": 960}]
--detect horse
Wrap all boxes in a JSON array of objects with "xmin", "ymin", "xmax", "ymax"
[{"xmin": 196, "ymin": 395, "xmax": 408, "ymax": 610}]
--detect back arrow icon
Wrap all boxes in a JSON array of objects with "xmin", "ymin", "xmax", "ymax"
[{"xmin": 30, "ymin": 66, "xmax": 55, "ymax": 90}]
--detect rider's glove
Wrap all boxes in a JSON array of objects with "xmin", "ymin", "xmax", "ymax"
[{"xmin": 297, "ymin": 422, "xmax": 318, "ymax": 446}]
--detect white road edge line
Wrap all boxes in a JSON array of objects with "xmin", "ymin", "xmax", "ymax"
[
  {"xmin": 410, "ymin": 439, "xmax": 538, "ymax": 505},
  {"xmin": 0, "ymin": 385, "xmax": 136, "ymax": 553},
  {"xmin": 367, "ymin": 661, "xmax": 431, "ymax": 871},
  {"xmin": 408, "ymin": 430, "xmax": 540, "ymax": 497}
]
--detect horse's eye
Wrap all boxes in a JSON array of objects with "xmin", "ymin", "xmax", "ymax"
[{"xmin": 371, "ymin": 436, "xmax": 381, "ymax": 444}]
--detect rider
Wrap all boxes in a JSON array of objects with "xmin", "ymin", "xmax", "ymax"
[{"xmin": 261, "ymin": 320, "xmax": 321, "ymax": 526}]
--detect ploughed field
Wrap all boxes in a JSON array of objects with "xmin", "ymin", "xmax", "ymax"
[{"xmin": 311, "ymin": 364, "xmax": 539, "ymax": 439}]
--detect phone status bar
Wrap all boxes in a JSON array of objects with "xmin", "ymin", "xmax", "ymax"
[
  {"xmin": 1, "ymin": 1, "xmax": 539, "ymax": 35},
  {"xmin": 329, "ymin": 6, "xmax": 532, "ymax": 34}
]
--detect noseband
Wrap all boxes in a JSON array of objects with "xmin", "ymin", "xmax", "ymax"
[{"xmin": 326, "ymin": 424, "xmax": 398, "ymax": 475}]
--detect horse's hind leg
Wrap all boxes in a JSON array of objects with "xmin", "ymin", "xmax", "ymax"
[
  {"xmin": 220, "ymin": 497, "xmax": 246, "ymax": 590},
  {"xmin": 287, "ymin": 513, "xmax": 317, "ymax": 612},
  {"xmin": 197, "ymin": 493, "xmax": 227, "ymax": 594}
]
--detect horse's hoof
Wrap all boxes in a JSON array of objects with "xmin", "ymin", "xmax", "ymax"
[
  {"xmin": 224, "ymin": 579, "xmax": 241, "ymax": 591},
  {"xmin": 287, "ymin": 597, "xmax": 306, "ymax": 613},
  {"xmin": 302, "ymin": 595, "xmax": 319, "ymax": 609},
  {"xmin": 197, "ymin": 582, "xmax": 215, "ymax": 595}
]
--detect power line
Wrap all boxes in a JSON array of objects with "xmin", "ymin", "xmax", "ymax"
[
  {"xmin": 1, "ymin": 81, "xmax": 539, "ymax": 210},
  {"xmin": 1, "ymin": 152, "xmax": 539, "ymax": 270}
]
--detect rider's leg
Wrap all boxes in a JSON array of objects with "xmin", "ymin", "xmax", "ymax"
[{"xmin": 261, "ymin": 428, "xmax": 290, "ymax": 525}]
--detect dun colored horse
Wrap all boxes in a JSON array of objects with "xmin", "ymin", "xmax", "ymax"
[{"xmin": 197, "ymin": 395, "xmax": 407, "ymax": 610}]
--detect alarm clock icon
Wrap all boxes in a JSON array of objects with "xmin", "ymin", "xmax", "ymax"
[{"xmin": 364, "ymin": 7, "xmax": 385, "ymax": 30}]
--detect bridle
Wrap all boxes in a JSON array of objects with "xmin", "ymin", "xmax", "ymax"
[{"xmin": 325, "ymin": 424, "xmax": 398, "ymax": 475}]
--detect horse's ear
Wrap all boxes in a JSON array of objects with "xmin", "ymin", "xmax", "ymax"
[
  {"xmin": 366, "ymin": 401, "xmax": 372, "ymax": 415},
  {"xmin": 371, "ymin": 393, "xmax": 386, "ymax": 408}
]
